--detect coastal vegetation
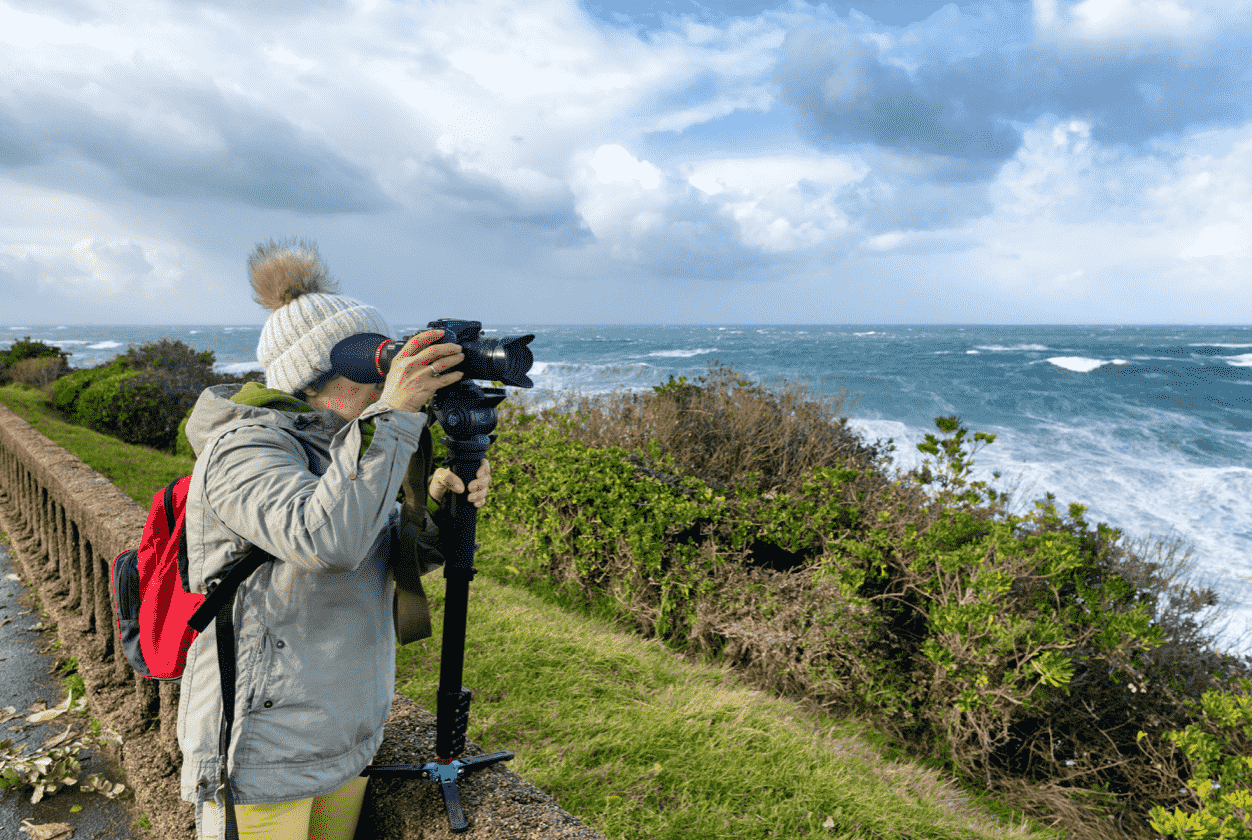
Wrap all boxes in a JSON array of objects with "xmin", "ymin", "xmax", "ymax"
[{"xmin": 1, "ymin": 337, "xmax": 1250, "ymax": 838}]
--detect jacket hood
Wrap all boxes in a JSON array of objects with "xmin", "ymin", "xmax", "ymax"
[{"xmin": 184, "ymin": 382, "xmax": 343, "ymax": 458}]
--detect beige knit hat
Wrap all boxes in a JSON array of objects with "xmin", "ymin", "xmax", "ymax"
[{"xmin": 249, "ymin": 239, "xmax": 391, "ymax": 394}]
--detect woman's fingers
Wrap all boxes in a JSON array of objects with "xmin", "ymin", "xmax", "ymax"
[
  {"xmin": 396, "ymin": 329, "xmax": 445, "ymax": 360},
  {"xmin": 431, "ymin": 460, "xmax": 491, "ymax": 506}
]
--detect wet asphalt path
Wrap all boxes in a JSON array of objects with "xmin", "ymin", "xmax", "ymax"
[{"xmin": 0, "ymin": 538, "xmax": 140, "ymax": 839}]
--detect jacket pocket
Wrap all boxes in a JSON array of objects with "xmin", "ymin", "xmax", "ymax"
[
  {"xmin": 243, "ymin": 630, "xmax": 275, "ymax": 716},
  {"xmin": 233, "ymin": 629, "xmax": 277, "ymax": 766}
]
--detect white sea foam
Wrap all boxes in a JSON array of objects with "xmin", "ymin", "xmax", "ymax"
[
  {"xmin": 966, "ymin": 350, "xmax": 980, "ymax": 354},
  {"xmin": 1046, "ymin": 357, "xmax": 1128, "ymax": 372},
  {"xmin": 1191, "ymin": 343, "xmax": 1252, "ymax": 348},
  {"xmin": 215, "ymin": 360, "xmax": 263, "ymax": 375},
  {"xmin": 648, "ymin": 348, "xmax": 718, "ymax": 358},
  {"xmin": 1224, "ymin": 354, "xmax": 1252, "ymax": 367},
  {"xmin": 87, "ymin": 341, "xmax": 123, "ymax": 350},
  {"xmin": 854, "ymin": 331, "xmax": 877, "ymax": 336},
  {"xmin": 975, "ymin": 344, "xmax": 1051, "ymax": 352}
]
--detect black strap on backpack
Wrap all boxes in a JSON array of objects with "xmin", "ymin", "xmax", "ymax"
[{"xmin": 184, "ymin": 546, "xmax": 272, "ymax": 840}]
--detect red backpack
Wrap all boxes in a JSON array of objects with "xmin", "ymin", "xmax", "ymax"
[{"xmin": 110, "ymin": 475, "xmax": 271, "ymax": 680}]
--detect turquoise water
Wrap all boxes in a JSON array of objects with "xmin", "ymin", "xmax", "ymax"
[{"xmin": 7, "ymin": 322, "xmax": 1251, "ymax": 654}]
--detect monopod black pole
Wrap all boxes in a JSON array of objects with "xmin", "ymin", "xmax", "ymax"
[{"xmin": 435, "ymin": 432, "xmax": 494, "ymax": 759}]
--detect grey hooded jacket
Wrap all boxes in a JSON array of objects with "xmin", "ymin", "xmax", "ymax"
[{"xmin": 177, "ymin": 383, "xmax": 430, "ymax": 810}]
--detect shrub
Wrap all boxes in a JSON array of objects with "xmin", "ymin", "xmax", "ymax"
[
  {"xmin": 0, "ymin": 337, "xmax": 70, "ymax": 385},
  {"xmin": 73, "ymin": 370, "xmax": 142, "ymax": 438},
  {"xmin": 0, "ymin": 336, "xmax": 70, "ymax": 368},
  {"xmin": 8, "ymin": 357, "xmax": 68, "ymax": 387},
  {"xmin": 175, "ymin": 411, "xmax": 196, "ymax": 460},
  {"xmin": 74, "ymin": 369, "xmax": 202, "ymax": 451},
  {"xmin": 538, "ymin": 359, "xmax": 893, "ymax": 499},
  {"xmin": 50, "ymin": 359, "xmax": 133, "ymax": 414},
  {"xmin": 1139, "ymin": 678, "xmax": 1252, "ymax": 839}
]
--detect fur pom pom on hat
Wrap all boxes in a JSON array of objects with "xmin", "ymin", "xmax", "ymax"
[{"xmin": 250, "ymin": 239, "xmax": 391, "ymax": 395}]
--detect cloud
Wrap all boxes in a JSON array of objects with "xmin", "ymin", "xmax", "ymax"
[
  {"xmin": 774, "ymin": 0, "xmax": 1252, "ymax": 169},
  {"xmin": 686, "ymin": 153, "xmax": 868, "ymax": 251},
  {"xmin": 570, "ymin": 143, "xmax": 764, "ymax": 277},
  {"xmin": 773, "ymin": 11, "xmax": 1024, "ymax": 162},
  {"xmin": 0, "ymin": 67, "xmax": 394, "ymax": 213}
]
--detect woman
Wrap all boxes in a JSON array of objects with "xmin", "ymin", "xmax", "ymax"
[{"xmin": 178, "ymin": 239, "xmax": 491, "ymax": 840}]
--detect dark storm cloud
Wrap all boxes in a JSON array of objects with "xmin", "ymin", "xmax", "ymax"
[
  {"xmin": 414, "ymin": 156, "xmax": 590, "ymax": 246},
  {"xmin": 0, "ymin": 71, "xmax": 393, "ymax": 214},
  {"xmin": 774, "ymin": 8, "xmax": 1252, "ymax": 164},
  {"xmin": 774, "ymin": 28, "xmax": 1019, "ymax": 163}
]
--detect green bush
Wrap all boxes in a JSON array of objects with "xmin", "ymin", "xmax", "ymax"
[
  {"xmin": 74, "ymin": 369, "xmax": 198, "ymax": 451},
  {"xmin": 175, "ymin": 411, "xmax": 195, "ymax": 460},
  {"xmin": 1144, "ymin": 679, "xmax": 1252, "ymax": 838},
  {"xmin": 0, "ymin": 337, "xmax": 70, "ymax": 385},
  {"xmin": 50, "ymin": 359, "xmax": 132, "ymax": 413},
  {"xmin": 73, "ymin": 370, "xmax": 141, "ymax": 437},
  {"xmin": 0, "ymin": 336, "xmax": 69, "ymax": 368}
]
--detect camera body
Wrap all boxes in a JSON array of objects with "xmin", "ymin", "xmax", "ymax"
[{"xmin": 329, "ymin": 319, "xmax": 534, "ymax": 389}]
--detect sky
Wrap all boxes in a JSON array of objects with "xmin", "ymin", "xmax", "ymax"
[{"xmin": 1, "ymin": 0, "xmax": 1249, "ymax": 326}]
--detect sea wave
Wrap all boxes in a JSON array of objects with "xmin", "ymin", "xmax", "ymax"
[
  {"xmin": 87, "ymin": 341, "xmax": 124, "ymax": 350},
  {"xmin": 1224, "ymin": 354, "xmax": 1252, "ymax": 367},
  {"xmin": 975, "ymin": 344, "xmax": 1051, "ymax": 352},
  {"xmin": 1046, "ymin": 357, "xmax": 1129, "ymax": 373},
  {"xmin": 647, "ymin": 348, "xmax": 718, "ymax": 358},
  {"xmin": 1191, "ymin": 343, "xmax": 1252, "ymax": 348}
]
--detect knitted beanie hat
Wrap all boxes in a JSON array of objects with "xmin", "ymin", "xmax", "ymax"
[{"xmin": 249, "ymin": 239, "xmax": 391, "ymax": 394}]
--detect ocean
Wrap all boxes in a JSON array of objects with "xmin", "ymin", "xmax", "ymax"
[{"xmin": 6, "ymin": 322, "xmax": 1251, "ymax": 656}]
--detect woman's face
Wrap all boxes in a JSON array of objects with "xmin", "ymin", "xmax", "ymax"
[{"xmin": 304, "ymin": 376, "xmax": 385, "ymax": 422}]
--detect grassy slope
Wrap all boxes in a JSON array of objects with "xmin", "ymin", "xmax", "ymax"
[{"xmin": 0, "ymin": 382, "xmax": 1063, "ymax": 840}]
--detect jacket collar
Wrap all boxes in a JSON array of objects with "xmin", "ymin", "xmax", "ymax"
[{"xmin": 185, "ymin": 383, "xmax": 348, "ymax": 458}]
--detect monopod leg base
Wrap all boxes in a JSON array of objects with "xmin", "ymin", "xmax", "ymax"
[{"xmin": 363, "ymin": 751, "xmax": 514, "ymax": 834}]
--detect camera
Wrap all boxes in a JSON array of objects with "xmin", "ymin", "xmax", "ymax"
[{"xmin": 329, "ymin": 319, "xmax": 534, "ymax": 388}]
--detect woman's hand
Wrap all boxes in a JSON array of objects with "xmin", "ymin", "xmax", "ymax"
[
  {"xmin": 429, "ymin": 459, "xmax": 491, "ymax": 508},
  {"xmin": 381, "ymin": 329, "xmax": 466, "ymax": 413}
]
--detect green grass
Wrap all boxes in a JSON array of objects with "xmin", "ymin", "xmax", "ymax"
[
  {"xmin": 2, "ymin": 382, "xmax": 1064, "ymax": 839},
  {"xmin": 0, "ymin": 383, "xmax": 192, "ymax": 506}
]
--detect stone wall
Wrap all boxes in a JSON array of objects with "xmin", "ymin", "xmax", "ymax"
[{"xmin": 0, "ymin": 401, "xmax": 604, "ymax": 840}]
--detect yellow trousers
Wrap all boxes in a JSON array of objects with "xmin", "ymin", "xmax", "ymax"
[{"xmin": 201, "ymin": 776, "xmax": 368, "ymax": 840}]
